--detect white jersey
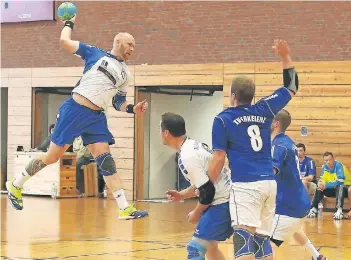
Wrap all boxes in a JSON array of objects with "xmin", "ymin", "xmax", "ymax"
[
  {"xmin": 72, "ymin": 42, "xmax": 131, "ymax": 110},
  {"xmin": 178, "ymin": 138, "xmax": 231, "ymax": 205}
]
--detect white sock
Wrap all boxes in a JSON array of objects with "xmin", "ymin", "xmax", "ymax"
[
  {"xmin": 12, "ymin": 170, "xmax": 31, "ymax": 189},
  {"xmin": 304, "ymin": 239, "xmax": 320, "ymax": 259},
  {"xmin": 113, "ymin": 189, "xmax": 129, "ymax": 210}
]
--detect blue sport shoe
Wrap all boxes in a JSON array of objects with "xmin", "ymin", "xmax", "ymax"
[{"xmin": 118, "ymin": 204, "xmax": 149, "ymax": 220}]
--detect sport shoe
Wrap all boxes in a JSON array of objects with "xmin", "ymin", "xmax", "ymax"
[
  {"xmin": 314, "ymin": 248, "xmax": 328, "ymax": 260},
  {"xmin": 307, "ymin": 207, "xmax": 318, "ymax": 218},
  {"xmin": 334, "ymin": 208, "xmax": 343, "ymax": 220},
  {"xmin": 118, "ymin": 203, "xmax": 148, "ymax": 220},
  {"xmin": 6, "ymin": 180, "xmax": 23, "ymax": 210}
]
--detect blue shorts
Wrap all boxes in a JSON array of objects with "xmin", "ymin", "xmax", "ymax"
[
  {"xmin": 51, "ymin": 97, "xmax": 114, "ymax": 147},
  {"xmin": 194, "ymin": 202, "xmax": 233, "ymax": 241}
]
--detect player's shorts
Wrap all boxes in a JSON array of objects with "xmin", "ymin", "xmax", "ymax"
[
  {"xmin": 230, "ymin": 180, "xmax": 277, "ymax": 236},
  {"xmin": 194, "ymin": 202, "xmax": 233, "ymax": 241},
  {"xmin": 271, "ymin": 214, "xmax": 304, "ymax": 242},
  {"xmin": 51, "ymin": 97, "xmax": 114, "ymax": 147}
]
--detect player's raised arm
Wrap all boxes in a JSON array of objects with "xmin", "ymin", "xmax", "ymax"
[
  {"xmin": 272, "ymin": 39, "xmax": 298, "ymax": 97},
  {"xmin": 255, "ymin": 39, "xmax": 298, "ymax": 117},
  {"xmin": 59, "ymin": 15, "xmax": 79, "ymax": 54}
]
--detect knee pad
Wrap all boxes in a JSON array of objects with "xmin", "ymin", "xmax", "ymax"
[
  {"xmin": 187, "ymin": 240, "xmax": 206, "ymax": 260},
  {"xmin": 233, "ymin": 228, "xmax": 255, "ymax": 258},
  {"xmin": 95, "ymin": 153, "xmax": 116, "ymax": 176},
  {"xmin": 254, "ymin": 234, "xmax": 273, "ymax": 259}
]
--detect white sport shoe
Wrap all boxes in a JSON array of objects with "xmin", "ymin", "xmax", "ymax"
[
  {"xmin": 307, "ymin": 207, "xmax": 318, "ymax": 218},
  {"xmin": 334, "ymin": 208, "xmax": 343, "ymax": 220}
]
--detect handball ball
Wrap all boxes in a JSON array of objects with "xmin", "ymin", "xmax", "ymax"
[{"xmin": 57, "ymin": 2, "xmax": 77, "ymax": 21}]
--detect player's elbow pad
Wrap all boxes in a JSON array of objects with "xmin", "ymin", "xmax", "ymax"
[
  {"xmin": 283, "ymin": 67, "xmax": 299, "ymax": 94},
  {"xmin": 112, "ymin": 94, "xmax": 126, "ymax": 111},
  {"xmin": 198, "ymin": 180, "xmax": 216, "ymax": 205}
]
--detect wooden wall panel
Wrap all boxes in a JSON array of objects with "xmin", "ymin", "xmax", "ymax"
[
  {"xmin": 7, "ymin": 85, "xmax": 32, "ymax": 179},
  {"xmin": 135, "ymin": 64, "xmax": 223, "ymax": 86}
]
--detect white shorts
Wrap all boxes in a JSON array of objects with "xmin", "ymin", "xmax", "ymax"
[
  {"xmin": 271, "ymin": 214, "xmax": 304, "ymax": 241},
  {"xmin": 229, "ymin": 180, "xmax": 277, "ymax": 236}
]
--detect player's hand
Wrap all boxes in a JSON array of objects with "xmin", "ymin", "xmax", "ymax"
[
  {"xmin": 60, "ymin": 14, "xmax": 76, "ymax": 24},
  {"xmin": 187, "ymin": 210, "xmax": 201, "ymax": 224},
  {"xmin": 166, "ymin": 190, "xmax": 183, "ymax": 202},
  {"xmin": 272, "ymin": 39, "xmax": 290, "ymax": 58},
  {"xmin": 318, "ymin": 181, "xmax": 326, "ymax": 191},
  {"xmin": 133, "ymin": 99, "xmax": 148, "ymax": 116},
  {"xmin": 194, "ymin": 189, "xmax": 200, "ymax": 197}
]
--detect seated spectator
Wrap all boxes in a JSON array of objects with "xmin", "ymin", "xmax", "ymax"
[
  {"xmin": 296, "ymin": 143, "xmax": 317, "ymax": 194},
  {"xmin": 36, "ymin": 124, "xmax": 55, "ymax": 151},
  {"xmin": 73, "ymin": 136, "xmax": 105, "ymax": 198},
  {"xmin": 307, "ymin": 152, "xmax": 351, "ymax": 220}
]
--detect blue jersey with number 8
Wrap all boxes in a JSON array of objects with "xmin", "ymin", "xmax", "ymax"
[{"xmin": 212, "ymin": 87, "xmax": 291, "ymax": 182}]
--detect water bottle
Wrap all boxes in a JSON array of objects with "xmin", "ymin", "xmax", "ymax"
[{"xmin": 51, "ymin": 183, "xmax": 57, "ymax": 199}]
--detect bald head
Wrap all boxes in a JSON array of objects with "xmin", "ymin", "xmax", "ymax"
[
  {"xmin": 114, "ymin": 32, "xmax": 134, "ymax": 45},
  {"xmin": 112, "ymin": 32, "xmax": 135, "ymax": 61}
]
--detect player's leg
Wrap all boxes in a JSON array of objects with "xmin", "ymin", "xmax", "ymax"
[
  {"xmin": 6, "ymin": 142, "xmax": 69, "ymax": 210},
  {"xmin": 192, "ymin": 202, "xmax": 232, "ymax": 260},
  {"xmin": 88, "ymin": 142, "xmax": 148, "ymax": 219},
  {"xmin": 206, "ymin": 241, "xmax": 226, "ymax": 260},
  {"xmin": 97, "ymin": 166, "xmax": 106, "ymax": 198},
  {"xmin": 293, "ymin": 230, "xmax": 328, "ymax": 260},
  {"xmin": 255, "ymin": 180, "xmax": 277, "ymax": 260},
  {"xmin": 345, "ymin": 186, "xmax": 351, "ymax": 219},
  {"xmin": 6, "ymin": 96, "xmax": 94, "ymax": 210},
  {"xmin": 186, "ymin": 237, "xmax": 209, "ymax": 260},
  {"xmin": 307, "ymin": 187, "xmax": 325, "ymax": 218},
  {"xmin": 230, "ymin": 182, "xmax": 265, "ymax": 260},
  {"xmin": 334, "ymin": 184, "xmax": 345, "ymax": 220},
  {"xmin": 270, "ymin": 215, "xmax": 300, "ymax": 260},
  {"xmin": 269, "ymin": 241, "xmax": 279, "ymax": 260}
]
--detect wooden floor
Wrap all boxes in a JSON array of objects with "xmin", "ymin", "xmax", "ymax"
[{"xmin": 1, "ymin": 195, "xmax": 350, "ymax": 260}]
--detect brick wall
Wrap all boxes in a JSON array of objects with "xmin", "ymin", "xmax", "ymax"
[{"xmin": 1, "ymin": 1, "xmax": 351, "ymax": 68}]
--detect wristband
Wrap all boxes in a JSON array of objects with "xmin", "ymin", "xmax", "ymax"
[
  {"xmin": 64, "ymin": 21, "xmax": 74, "ymax": 30},
  {"xmin": 126, "ymin": 104, "xmax": 135, "ymax": 114}
]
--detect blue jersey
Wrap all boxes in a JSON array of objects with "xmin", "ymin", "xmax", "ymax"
[
  {"xmin": 299, "ymin": 156, "xmax": 316, "ymax": 183},
  {"xmin": 212, "ymin": 87, "xmax": 291, "ymax": 182},
  {"xmin": 272, "ymin": 133, "xmax": 310, "ymax": 218}
]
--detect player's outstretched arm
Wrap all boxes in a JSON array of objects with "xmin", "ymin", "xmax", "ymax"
[
  {"xmin": 272, "ymin": 39, "xmax": 298, "ymax": 97},
  {"xmin": 59, "ymin": 15, "xmax": 79, "ymax": 54},
  {"xmin": 166, "ymin": 186, "xmax": 197, "ymax": 202}
]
